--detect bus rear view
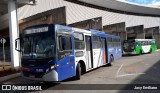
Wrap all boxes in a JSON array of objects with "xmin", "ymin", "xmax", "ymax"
[
  {"xmin": 123, "ymin": 39, "xmax": 157, "ymax": 55},
  {"xmin": 123, "ymin": 40, "xmax": 137, "ymax": 55}
]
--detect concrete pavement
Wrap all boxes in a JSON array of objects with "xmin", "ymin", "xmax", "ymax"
[{"xmin": 1, "ymin": 50, "xmax": 160, "ymax": 93}]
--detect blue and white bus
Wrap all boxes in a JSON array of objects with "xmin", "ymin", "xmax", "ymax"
[{"xmin": 15, "ymin": 24, "xmax": 122, "ymax": 81}]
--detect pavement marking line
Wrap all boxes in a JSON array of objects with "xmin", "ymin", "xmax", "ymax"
[
  {"xmin": 115, "ymin": 63, "xmax": 124, "ymax": 78},
  {"xmin": 116, "ymin": 73, "xmax": 145, "ymax": 78},
  {"xmin": 145, "ymin": 64, "xmax": 149, "ymax": 66}
]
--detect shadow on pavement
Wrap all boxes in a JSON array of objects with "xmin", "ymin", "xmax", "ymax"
[{"xmin": 118, "ymin": 59, "xmax": 160, "ymax": 93}]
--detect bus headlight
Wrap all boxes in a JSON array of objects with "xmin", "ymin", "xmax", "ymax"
[
  {"xmin": 45, "ymin": 66, "xmax": 55, "ymax": 73},
  {"xmin": 50, "ymin": 65, "xmax": 55, "ymax": 70}
]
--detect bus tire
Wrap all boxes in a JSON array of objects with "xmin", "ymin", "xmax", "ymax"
[
  {"xmin": 139, "ymin": 50, "xmax": 142, "ymax": 55},
  {"xmin": 149, "ymin": 49, "xmax": 152, "ymax": 54},
  {"xmin": 74, "ymin": 63, "xmax": 81, "ymax": 80},
  {"xmin": 108, "ymin": 55, "xmax": 114, "ymax": 66}
]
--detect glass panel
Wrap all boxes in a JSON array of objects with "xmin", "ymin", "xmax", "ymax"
[
  {"xmin": 22, "ymin": 34, "xmax": 55, "ymax": 59},
  {"xmin": 123, "ymin": 40, "xmax": 136, "ymax": 50},
  {"xmin": 59, "ymin": 35, "xmax": 72, "ymax": 51},
  {"xmin": 74, "ymin": 33, "xmax": 84, "ymax": 41},
  {"xmin": 74, "ymin": 33, "xmax": 85, "ymax": 50}
]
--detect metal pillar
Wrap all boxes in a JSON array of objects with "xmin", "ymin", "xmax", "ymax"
[{"xmin": 8, "ymin": 0, "xmax": 20, "ymax": 69}]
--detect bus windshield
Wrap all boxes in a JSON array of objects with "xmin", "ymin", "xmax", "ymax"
[
  {"xmin": 22, "ymin": 35, "xmax": 55, "ymax": 59},
  {"xmin": 123, "ymin": 40, "xmax": 136, "ymax": 50}
]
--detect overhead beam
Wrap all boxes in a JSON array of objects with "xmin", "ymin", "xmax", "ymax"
[{"xmin": 16, "ymin": 0, "xmax": 36, "ymax": 5}]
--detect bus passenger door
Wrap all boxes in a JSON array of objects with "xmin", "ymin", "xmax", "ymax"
[
  {"xmin": 92, "ymin": 35, "xmax": 102, "ymax": 68},
  {"xmin": 101, "ymin": 38, "xmax": 107, "ymax": 64},
  {"xmin": 85, "ymin": 36, "xmax": 93, "ymax": 69},
  {"xmin": 57, "ymin": 34, "xmax": 75, "ymax": 81}
]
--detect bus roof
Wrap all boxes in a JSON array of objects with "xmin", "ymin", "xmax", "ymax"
[
  {"xmin": 89, "ymin": 29, "xmax": 120, "ymax": 38},
  {"xmin": 135, "ymin": 39, "xmax": 155, "ymax": 42},
  {"xmin": 125, "ymin": 39, "xmax": 155, "ymax": 42},
  {"xmin": 135, "ymin": 39, "xmax": 155, "ymax": 41},
  {"xmin": 72, "ymin": 28, "xmax": 91, "ymax": 34},
  {"xmin": 23, "ymin": 24, "xmax": 120, "ymax": 39}
]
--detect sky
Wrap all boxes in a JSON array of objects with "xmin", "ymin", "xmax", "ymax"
[{"xmin": 119, "ymin": 0, "xmax": 160, "ymax": 6}]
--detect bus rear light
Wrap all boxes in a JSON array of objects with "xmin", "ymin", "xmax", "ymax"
[{"xmin": 22, "ymin": 67, "xmax": 30, "ymax": 71}]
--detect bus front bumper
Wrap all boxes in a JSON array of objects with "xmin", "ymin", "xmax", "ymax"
[
  {"xmin": 21, "ymin": 70, "xmax": 59, "ymax": 81},
  {"xmin": 123, "ymin": 51, "xmax": 136, "ymax": 55}
]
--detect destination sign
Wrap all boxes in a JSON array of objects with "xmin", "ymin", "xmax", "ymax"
[{"xmin": 24, "ymin": 27, "xmax": 49, "ymax": 34}]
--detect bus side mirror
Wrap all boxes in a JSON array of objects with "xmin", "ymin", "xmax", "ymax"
[{"xmin": 15, "ymin": 38, "xmax": 21, "ymax": 52}]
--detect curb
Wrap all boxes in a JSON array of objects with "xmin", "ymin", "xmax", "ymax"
[{"xmin": 0, "ymin": 73, "xmax": 21, "ymax": 83}]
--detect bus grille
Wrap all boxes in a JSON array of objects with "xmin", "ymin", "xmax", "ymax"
[
  {"xmin": 21, "ymin": 59, "xmax": 51, "ymax": 67},
  {"xmin": 22, "ymin": 71, "xmax": 45, "ymax": 78}
]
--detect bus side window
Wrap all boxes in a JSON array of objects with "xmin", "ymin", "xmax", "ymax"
[
  {"xmin": 113, "ymin": 38, "xmax": 115, "ymax": 47},
  {"xmin": 110, "ymin": 38, "xmax": 112, "ymax": 48},
  {"xmin": 108, "ymin": 37, "xmax": 112, "ymax": 48},
  {"xmin": 74, "ymin": 33, "xmax": 85, "ymax": 50},
  {"xmin": 145, "ymin": 41, "xmax": 148, "ymax": 45},
  {"xmin": 119, "ymin": 39, "xmax": 121, "ymax": 47},
  {"xmin": 140, "ymin": 41, "xmax": 143, "ymax": 45},
  {"xmin": 116, "ymin": 39, "xmax": 118, "ymax": 47},
  {"xmin": 58, "ymin": 35, "xmax": 72, "ymax": 51},
  {"xmin": 151, "ymin": 41, "xmax": 155, "ymax": 45},
  {"xmin": 144, "ymin": 41, "xmax": 145, "ymax": 45},
  {"xmin": 138, "ymin": 41, "xmax": 141, "ymax": 46},
  {"xmin": 114, "ymin": 38, "xmax": 116, "ymax": 47},
  {"xmin": 148, "ymin": 41, "xmax": 150, "ymax": 45},
  {"xmin": 92, "ymin": 35, "xmax": 101, "ymax": 49},
  {"xmin": 112, "ymin": 38, "xmax": 114, "ymax": 47},
  {"xmin": 117, "ymin": 39, "xmax": 119, "ymax": 47},
  {"xmin": 107, "ymin": 37, "xmax": 110, "ymax": 48}
]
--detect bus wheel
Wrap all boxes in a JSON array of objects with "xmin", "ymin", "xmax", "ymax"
[
  {"xmin": 74, "ymin": 63, "xmax": 81, "ymax": 80},
  {"xmin": 108, "ymin": 55, "xmax": 114, "ymax": 66},
  {"xmin": 139, "ymin": 50, "xmax": 142, "ymax": 55},
  {"xmin": 149, "ymin": 49, "xmax": 152, "ymax": 53}
]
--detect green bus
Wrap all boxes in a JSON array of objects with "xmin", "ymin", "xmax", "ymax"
[{"xmin": 123, "ymin": 39, "xmax": 157, "ymax": 55}]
